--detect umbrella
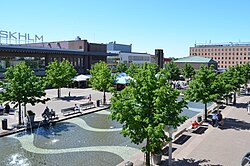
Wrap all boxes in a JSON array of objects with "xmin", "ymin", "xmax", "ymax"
[
  {"xmin": 72, "ymin": 74, "xmax": 91, "ymax": 82},
  {"xmin": 116, "ymin": 76, "xmax": 133, "ymax": 84}
]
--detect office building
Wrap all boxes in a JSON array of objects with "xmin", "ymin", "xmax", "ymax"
[{"xmin": 190, "ymin": 42, "xmax": 250, "ymax": 69}]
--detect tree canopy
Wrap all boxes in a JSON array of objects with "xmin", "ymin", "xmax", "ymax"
[
  {"xmin": 89, "ymin": 61, "xmax": 114, "ymax": 104},
  {"xmin": 110, "ymin": 63, "xmax": 187, "ymax": 166},
  {"xmin": 114, "ymin": 62, "xmax": 128, "ymax": 73},
  {"xmin": 3, "ymin": 62, "xmax": 48, "ymax": 125},
  {"xmin": 182, "ymin": 63, "xmax": 196, "ymax": 80},
  {"xmin": 45, "ymin": 60, "xmax": 77, "ymax": 98},
  {"xmin": 185, "ymin": 65, "xmax": 221, "ymax": 121},
  {"xmin": 163, "ymin": 62, "xmax": 180, "ymax": 82},
  {"xmin": 126, "ymin": 63, "xmax": 139, "ymax": 78}
]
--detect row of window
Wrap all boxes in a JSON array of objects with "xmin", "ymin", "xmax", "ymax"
[
  {"xmin": 191, "ymin": 52, "xmax": 250, "ymax": 56},
  {"xmin": 209, "ymin": 56, "xmax": 250, "ymax": 60},
  {"xmin": 192, "ymin": 47, "xmax": 250, "ymax": 52},
  {"xmin": 217, "ymin": 61, "xmax": 248, "ymax": 64}
]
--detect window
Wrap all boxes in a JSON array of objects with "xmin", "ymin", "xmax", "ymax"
[
  {"xmin": 222, "ymin": 48, "xmax": 224, "ymax": 51},
  {"xmin": 233, "ymin": 53, "xmax": 235, "ymax": 55},
  {"xmin": 229, "ymin": 53, "xmax": 231, "ymax": 55},
  {"xmin": 215, "ymin": 53, "xmax": 217, "ymax": 55},
  {"xmin": 248, "ymin": 48, "xmax": 250, "ymax": 51},
  {"xmin": 232, "ymin": 61, "xmax": 234, "ymax": 64},
  {"xmin": 244, "ymin": 48, "xmax": 247, "ymax": 51},
  {"xmin": 232, "ymin": 57, "xmax": 234, "ymax": 60},
  {"xmin": 218, "ymin": 61, "xmax": 220, "ymax": 63},
  {"xmin": 218, "ymin": 48, "xmax": 220, "ymax": 51},
  {"xmin": 225, "ymin": 53, "xmax": 227, "ymax": 55},
  {"xmin": 215, "ymin": 57, "xmax": 217, "ymax": 60},
  {"xmin": 244, "ymin": 57, "xmax": 246, "ymax": 60},
  {"xmin": 236, "ymin": 53, "xmax": 239, "ymax": 55},
  {"xmin": 229, "ymin": 57, "xmax": 231, "ymax": 60},
  {"xmin": 208, "ymin": 53, "xmax": 210, "ymax": 55},
  {"xmin": 218, "ymin": 53, "xmax": 220, "ymax": 55},
  {"xmin": 222, "ymin": 57, "xmax": 224, "ymax": 59},
  {"xmin": 248, "ymin": 52, "xmax": 250, "ymax": 55},
  {"xmin": 237, "ymin": 48, "xmax": 239, "ymax": 51},
  {"xmin": 240, "ymin": 52, "xmax": 242, "ymax": 55},
  {"xmin": 229, "ymin": 48, "xmax": 231, "ymax": 51},
  {"xmin": 208, "ymin": 49, "xmax": 210, "ymax": 51},
  {"xmin": 221, "ymin": 61, "xmax": 223, "ymax": 64},
  {"xmin": 221, "ymin": 65, "xmax": 223, "ymax": 68},
  {"xmin": 222, "ymin": 53, "xmax": 224, "ymax": 55},
  {"xmin": 240, "ymin": 62, "xmax": 242, "ymax": 64},
  {"xmin": 218, "ymin": 57, "xmax": 220, "ymax": 59},
  {"xmin": 229, "ymin": 61, "xmax": 231, "ymax": 64},
  {"xmin": 240, "ymin": 48, "xmax": 242, "ymax": 51},
  {"xmin": 225, "ymin": 57, "xmax": 227, "ymax": 59},
  {"xmin": 233, "ymin": 48, "xmax": 235, "ymax": 51},
  {"xmin": 225, "ymin": 48, "xmax": 227, "ymax": 51},
  {"xmin": 244, "ymin": 52, "xmax": 246, "ymax": 55},
  {"xmin": 225, "ymin": 65, "xmax": 227, "ymax": 68},
  {"xmin": 236, "ymin": 57, "xmax": 238, "ymax": 60}
]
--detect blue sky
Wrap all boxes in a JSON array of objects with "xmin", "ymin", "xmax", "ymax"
[{"xmin": 1, "ymin": 0, "xmax": 250, "ymax": 58}]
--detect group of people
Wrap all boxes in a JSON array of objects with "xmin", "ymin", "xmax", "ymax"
[
  {"xmin": 211, "ymin": 111, "xmax": 223, "ymax": 127},
  {"xmin": 42, "ymin": 106, "xmax": 56, "ymax": 121}
]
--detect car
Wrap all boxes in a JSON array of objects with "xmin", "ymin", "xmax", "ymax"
[{"xmin": 241, "ymin": 152, "xmax": 250, "ymax": 166}]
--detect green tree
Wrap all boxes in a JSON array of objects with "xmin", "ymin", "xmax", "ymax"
[
  {"xmin": 45, "ymin": 60, "xmax": 77, "ymax": 98},
  {"xmin": 114, "ymin": 62, "xmax": 128, "ymax": 73},
  {"xmin": 89, "ymin": 61, "xmax": 114, "ymax": 104},
  {"xmin": 3, "ymin": 62, "xmax": 48, "ymax": 125},
  {"xmin": 220, "ymin": 65, "xmax": 245, "ymax": 104},
  {"xmin": 240, "ymin": 63, "xmax": 250, "ymax": 89},
  {"xmin": 110, "ymin": 63, "xmax": 187, "ymax": 166},
  {"xmin": 126, "ymin": 63, "xmax": 139, "ymax": 77},
  {"xmin": 182, "ymin": 63, "xmax": 196, "ymax": 80},
  {"xmin": 163, "ymin": 62, "xmax": 180, "ymax": 83},
  {"xmin": 185, "ymin": 65, "xmax": 220, "ymax": 121}
]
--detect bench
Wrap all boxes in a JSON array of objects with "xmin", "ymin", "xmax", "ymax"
[
  {"xmin": 61, "ymin": 107, "xmax": 81, "ymax": 116},
  {"xmin": 80, "ymin": 102, "xmax": 95, "ymax": 111}
]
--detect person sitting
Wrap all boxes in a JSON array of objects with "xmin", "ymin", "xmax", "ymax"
[
  {"xmin": 74, "ymin": 104, "xmax": 80, "ymax": 112},
  {"xmin": 4, "ymin": 103, "xmax": 10, "ymax": 114},
  {"xmin": 42, "ymin": 106, "xmax": 50, "ymax": 120},
  {"xmin": 192, "ymin": 120, "xmax": 199, "ymax": 129}
]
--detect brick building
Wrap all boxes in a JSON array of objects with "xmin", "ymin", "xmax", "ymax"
[{"xmin": 190, "ymin": 42, "xmax": 250, "ymax": 69}]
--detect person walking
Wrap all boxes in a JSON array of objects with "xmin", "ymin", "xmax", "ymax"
[
  {"xmin": 247, "ymin": 101, "xmax": 250, "ymax": 115},
  {"xmin": 212, "ymin": 112, "xmax": 218, "ymax": 127},
  {"xmin": 217, "ymin": 111, "xmax": 223, "ymax": 126}
]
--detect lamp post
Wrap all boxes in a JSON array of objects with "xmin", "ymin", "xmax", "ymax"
[{"xmin": 164, "ymin": 125, "xmax": 177, "ymax": 166}]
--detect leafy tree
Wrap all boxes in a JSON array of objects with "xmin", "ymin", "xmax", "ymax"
[
  {"xmin": 220, "ymin": 65, "xmax": 245, "ymax": 104},
  {"xmin": 126, "ymin": 63, "xmax": 139, "ymax": 78},
  {"xmin": 45, "ymin": 60, "xmax": 77, "ymax": 98},
  {"xmin": 114, "ymin": 62, "xmax": 128, "ymax": 73},
  {"xmin": 182, "ymin": 63, "xmax": 196, "ymax": 80},
  {"xmin": 185, "ymin": 65, "xmax": 220, "ymax": 121},
  {"xmin": 110, "ymin": 63, "xmax": 187, "ymax": 166},
  {"xmin": 3, "ymin": 62, "xmax": 48, "ymax": 125},
  {"xmin": 240, "ymin": 63, "xmax": 250, "ymax": 89},
  {"xmin": 89, "ymin": 61, "xmax": 114, "ymax": 104},
  {"xmin": 163, "ymin": 62, "xmax": 181, "ymax": 83}
]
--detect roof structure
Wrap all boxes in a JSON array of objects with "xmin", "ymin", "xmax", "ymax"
[
  {"xmin": 174, "ymin": 56, "xmax": 216, "ymax": 63},
  {"xmin": 0, "ymin": 45, "xmax": 117, "ymax": 56}
]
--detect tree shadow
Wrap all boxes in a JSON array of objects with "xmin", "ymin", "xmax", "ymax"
[
  {"xmin": 58, "ymin": 95, "xmax": 87, "ymax": 101},
  {"xmin": 160, "ymin": 158, "xmax": 222, "ymax": 166},
  {"xmin": 232, "ymin": 102, "xmax": 248, "ymax": 109},
  {"xmin": 219, "ymin": 117, "xmax": 250, "ymax": 131}
]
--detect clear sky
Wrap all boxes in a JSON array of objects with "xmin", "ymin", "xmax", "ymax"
[{"xmin": 1, "ymin": 0, "xmax": 250, "ymax": 58}]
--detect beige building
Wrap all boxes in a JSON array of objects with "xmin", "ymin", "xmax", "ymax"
[{"xmin": 189, "ymin": 42, "xmax": 250, "ymax": 69}]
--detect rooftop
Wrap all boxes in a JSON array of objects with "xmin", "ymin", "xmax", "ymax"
[
  {"xmin": 192, "ymin": 42, "xmax": 250, "ymax": 48},
  {"xmin": 0, "ymin": 45, "xmax": 117, "ymax": 56},
  {"xmin": 174, "ymin": 56, "xmax": 215, "ymax": 63}
]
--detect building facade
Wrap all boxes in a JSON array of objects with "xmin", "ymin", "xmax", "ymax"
[
  {"xmin": 0, "ymin": 38, "xmax": 116, "ymax": 77},
  {"xmin": 190, "ymin": 42, "xmax": 250, "ymax": 69},
  {"xmin": 174, "ymin": 56, "xmax": 218, "ymax": 71},
  {"xmin": 107, "ymin": 41, "xmax": 132, "ymax": 53}
]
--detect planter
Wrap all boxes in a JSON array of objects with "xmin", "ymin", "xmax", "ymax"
[{"xmin": 152, "ymin": 152, "xmax": 162, "ymax": 165}]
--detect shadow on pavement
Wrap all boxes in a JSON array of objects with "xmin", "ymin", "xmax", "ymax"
[
  {"xmin": 161, "ymin": 158, "xmax": 222, "ymax": 166},
  {"xmin": 232, "ymin": 102, "xmax": 248, "ymax": 109},
  {"xmin": 59, "ymin": 96, "xmax": 87, "ymax": 101},
  {"xmin": 219, "ymin": 117, "xmax": 250, "ymax": 131}
]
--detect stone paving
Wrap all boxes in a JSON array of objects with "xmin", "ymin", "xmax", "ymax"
[
  {"xmin": 118, "ymin": 93, "xmax": 250, "ymax": 166},
  {"xmin": 1, "ymin": 88, "xmax": 250, "ymax": 166},
  {"xmin": 0, "ymin": 88, "xmax": 112, "ymax": 135}
]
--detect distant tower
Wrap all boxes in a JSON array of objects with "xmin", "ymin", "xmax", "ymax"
[{"xmin": 155, "ymin": 49, "xmax": 164, "ymax": 68}]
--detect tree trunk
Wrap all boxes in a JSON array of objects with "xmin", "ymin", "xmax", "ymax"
[
  {"xmin": 145, "ymin": 138, "xmax": 150, "ymax": 166},
  {"xmin": 58, "ymin": 88, "xmax": 61, "ymax": 98},
  {"xmin": 225, "ymin": 97, "xmax": 229, "ymax": 105},
  {"xmin": 204, "ymin": 103, "xmax": 207, "ymax": 121},
  {"xmin": 24, "ymin": 103, "xmax": 27, "ymax": 117},
  {"xmin": 103, "ymin": 90, "xmax": 106, "ymax": 104},
  {"xmin": 233, "ymin": 91, "xmax": 236, "ymax": 105},
  {"xmin": 18, "ymin": 102, "xmax": 22, "ymax": 125}
]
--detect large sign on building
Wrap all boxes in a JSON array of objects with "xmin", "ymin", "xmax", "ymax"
[{"xmin": 0, "ymin": 30, "xmax": 43, "ymax": 44}]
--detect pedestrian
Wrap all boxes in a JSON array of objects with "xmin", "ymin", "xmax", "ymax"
[
  {"xmin": 247, "ymin": 101, "xmax": 250, "ymax": 115},
  {"xmin": 74, "ymin": 104, "xmax": 80, "ymax": 111},
  {"xmin": 211, "ymin": 112, "xmax": 218, "ymax": 127},
  {"xmin": 217, "ymin": 111, "xmax": 223, "ymax": 126},
  {"xmin": 88, "ymin": 94, "xmax": 92, "ymax": 102}
]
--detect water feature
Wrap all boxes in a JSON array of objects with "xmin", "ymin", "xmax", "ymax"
[{"xmin": 0, "ymin": 100, "xmax": 212, "ymax": 166}]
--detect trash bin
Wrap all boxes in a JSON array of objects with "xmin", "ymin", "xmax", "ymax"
[
  {"xmin": 197, "ymin": 115, "xmax": 202, "ymax": 123},
  {"xmin": 96, "ymin": 100, "xmax": 100, "ymax": 107},
  {"xmin": 2, "ymin": 119, "xmax": 7, "ymax": 130},
  {"xmin": 125, "ymin": 161, "xmax": 133, "ymax": 166}
]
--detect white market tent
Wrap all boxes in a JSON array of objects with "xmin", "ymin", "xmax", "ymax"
[{"xmin": 72, "ymin": 74, "xmax": 91, "ymax": 82}]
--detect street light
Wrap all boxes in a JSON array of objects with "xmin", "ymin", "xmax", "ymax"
[{"xmin": 164, "ymin": 125, "xmax": 177, "ymax": 166}]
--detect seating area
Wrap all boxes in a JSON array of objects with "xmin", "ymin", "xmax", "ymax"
[
  {"xmin": 80, "ymin": 102, "xmax": 95, "ymax": 110},
  {"xmin": 61, "ymin": 107, "xmax": 81, "ymax": 116}
]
